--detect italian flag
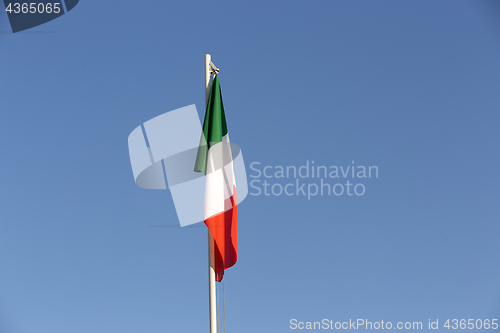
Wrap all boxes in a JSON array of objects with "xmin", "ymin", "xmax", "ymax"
[{"xmin": 194, "ymin": 74, "xmax": 237, "ymax": 282}]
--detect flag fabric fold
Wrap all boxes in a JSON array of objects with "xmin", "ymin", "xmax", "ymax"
[{"xmin": 195, "ymin": 74, "xmax": 237, "ymax": 282}]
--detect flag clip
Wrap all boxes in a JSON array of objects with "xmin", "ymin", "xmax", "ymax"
[{"xmin": 209, "ymin": 60, "xmax": 220, "ymax": 74}]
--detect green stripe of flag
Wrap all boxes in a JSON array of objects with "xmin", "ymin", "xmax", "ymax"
[{"xmin": 194, "ymin": 74, "xmax": 228, "ymax": 174}]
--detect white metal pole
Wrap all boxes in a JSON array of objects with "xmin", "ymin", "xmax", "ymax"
[{"xmin": 205, "ymin": 53, "xmax": 217, "ymax": 333}]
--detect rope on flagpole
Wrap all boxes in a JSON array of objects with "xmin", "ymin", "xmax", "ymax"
[
  {"xmin": 223, "ymin": 279, "xmax": 226, "ymax": 333},
  {"xmin": 206, "ymin": 54, "xmax": 217, "ymax": 333},
  {"xmin": 207, "ymin": 56, "xmax": 224, "ymax": 332},
  {"xmin": 217, "ymin": 278, "xmax": 220, "ymax": 332}
]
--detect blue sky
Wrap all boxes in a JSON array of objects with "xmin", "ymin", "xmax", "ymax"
[{"xmin": 1, "ymin": 1, "xmax": 500, "ymax": 332}]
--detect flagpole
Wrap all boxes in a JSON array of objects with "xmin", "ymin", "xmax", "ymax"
[{"xmin": 206, "ymin": 53, "xmax": 217, "ymax": 333}]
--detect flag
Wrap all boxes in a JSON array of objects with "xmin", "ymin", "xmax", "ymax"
[{"xmin": 195, "ymin": 74, "xmax": 237, "ymax": 282}]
